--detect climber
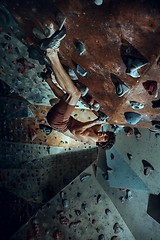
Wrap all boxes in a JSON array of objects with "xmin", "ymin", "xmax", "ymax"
[{"xmin": 41, "ymin": 28, "xmax": 115, "ymax": 149}]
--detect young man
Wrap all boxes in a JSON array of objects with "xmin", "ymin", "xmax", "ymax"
[{"xmin": 41, "ymin": 30, "xmax": 115, "ymax": 150}]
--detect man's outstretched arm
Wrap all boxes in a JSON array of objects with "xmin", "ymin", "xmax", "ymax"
[{"xmin": 73, "ymin": 118, "xmax": 106, "ymax": 135}]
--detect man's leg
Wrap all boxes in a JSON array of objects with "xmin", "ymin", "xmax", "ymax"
[
  {"xmin": 46, "ymin": 49, "xmax": 81, "ymax": 106},
  {"xmin": 42, "ymin": 69, "xmax": 65, "ymax": 99}
]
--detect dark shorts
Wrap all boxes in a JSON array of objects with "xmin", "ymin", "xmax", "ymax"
[{"xmin": 46, "ymin": 99, "xmax": 75, "ymax": 133}]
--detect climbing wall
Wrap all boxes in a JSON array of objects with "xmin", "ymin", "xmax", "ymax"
[
  {"xmin": 2, "ymin": 0, "xmax": 160, "ymax": 129},
  {"xmin": 1, "ymin": 147, "xmax": 97, "ymax": 202},
  {"xmin": 96, "ymin": 166, "xmax": 160, "ymax": 240},
  {"xmin": 0, "ymin": 79, "xmax": 97, "ymax": 148},
  {"xmin": 106, "ymin": 128, "xmax": 160, "ymax": 193},
  {"xmin": 0, "ymin": 189, "xmax": 40, "ymax": 240},
  {"xmin": 96, "ymin": 128, "xmax": 160, "ymax": 239},
  {"xmin": 51, "ymin": 0, "xmax": 160, "ymax": 129},
  {"xmin": 10, "ymin": 165, "xmax": 135, "ymax": 240},
  {"xmin": 1, "ymin": 1, "xmax": 160, "ymax": 240}
]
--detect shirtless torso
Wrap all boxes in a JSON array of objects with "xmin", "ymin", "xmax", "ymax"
[
  {"xmin": 64, "ymin": 126, "xmax": 100, "ymax": 144},
  {"xmin": 64, "ymin": 117, "xmax": 106, "ymax": 145}
]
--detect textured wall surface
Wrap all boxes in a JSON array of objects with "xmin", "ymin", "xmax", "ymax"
[
  {"xmin": 1, "ymin": 1, "xmax": 160, "ymax": 239},
  {"xmin": 11, "ymin": 166, "xmax": 135, "ymax": 240},
  {"xmin": 54, "ymin": 0, "xmax": 160, "ymax": 128},
  {"xmin": 2, "ymin": 0, "xmax": 160, "ymax": 128}
]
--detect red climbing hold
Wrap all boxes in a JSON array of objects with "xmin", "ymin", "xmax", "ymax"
[{"xmin": 143, "ymin": 80, "xmax": 158, "ymax": 97}]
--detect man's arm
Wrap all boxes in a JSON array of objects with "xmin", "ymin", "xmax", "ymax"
[{"xmin": 73, "ymin": 118, "xmax": 106, "ymax": 134}]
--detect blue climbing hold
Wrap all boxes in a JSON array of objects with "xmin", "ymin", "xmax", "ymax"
[
  {"xmin": 124, "ymin": 112, "xmax": 142, "ymax": 125},
  {"xmin": 129, "ymin": 101, "xmax": 144, "ymax": 110},
  {"xmin": 75, "ymin": 41, "xmax": 85, "ymax": 55},
  {"xmin": 77, "ymin": 65, "xmax": 87, "ymax": 77}
]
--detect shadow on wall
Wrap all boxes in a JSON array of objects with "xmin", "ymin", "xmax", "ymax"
[{"xmin": 147, "ymin": 193, "xmax": 160, "ymax": 224}]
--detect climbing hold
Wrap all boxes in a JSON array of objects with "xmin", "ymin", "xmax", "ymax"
[
  {"xmin": 107, "ymin": 166, "xmax": 113, "ymax": 172},
  {"xmin": 29, "ymin": 128, "xmax": 37, "ymax": 141},
  {"xmin": 97, "ymin": 194, "xmax": 102, "ymax": 203},
  {"xmin": 94, "ymin": 0, "xmax": 103, "ymax": 5},
  {"xmin": 81, "ymin": 202, "xmax": 87, "ymax": 211},
  {"xmin": 124, "ymin": 112, "xmax": 142, "ymax": 125},
  {"xmin": 92, "ymin": 219, "xmax": 96, "ymax": 224},
  {"xmin": 105, "ymin": 208, "xmax": 111, "ymax": 215},
  {"xmin": 59, "ymin": 216, "xmax": 69, "ymax": 225},
  {"xmin": 152, "ymin": 120, "xmax": 160, "ymax": 129},
  {"xmin": 75, "ymin": 41, "xmax": 86, "ymax": 55},
  {"xmin": 75, "ymin": 209, "xmax": 81, "ymax": 216},
  {"xmin": 39, "ymin": 124, "xmax": 53, "ymax": 135},
  {"xmin": 110, "ymin": 153, "xmax": 115, "ymax": 160},
  {"xmin": 15, "ymin": 57, "xmax": 35, "ymax": 75},
  {"xmin": 68, "ymin": 68, "xmax": 78, "ymax": 80},
  {"xmin": 77, "ymin": 192, "xmax": 81, "ymax": 197},
  {"xmin": 119, "ymin": 196, "xmax": 126, "ymax": 203},
  {"xmin": 32, "ymin": 219, "xmax": 39, "ymax": 239},
  {"xmin": 143, "ymin": 80, "xmax": 158, "ymax": 97},
  {"xmin": 53, "ymin": 229, "xmax": 63, "ymax": 240},
  {"xmin": 102, "ymin": 172, "xmax": 109, "ymax": 180},
  {"xmin": 25, "ymin": 36, "xmax": 34, "ymax": 45},
  {"xmin": 119, "ymin": 188, "xmax": 126, "ymax": 191},
  {"xmin": 76, "ymin": 65, "xmax": 87, "ymax": 77},
  {"xmin": 98, "ymin": 234, "xmax": 105, "ymax": 240},
  {"xmin": 125, "ymin": 189, "xmax": 133, "ymax": 201},
  {"xmin": 98, "ymin": 111, "xmax": 109, "ymax": 121},
  {"xmin": 152, "ymin": 99, "xmax": 160, "ymax": 108},
  {"xmin": 110, "ymin": 74, "xmax": 129, "ymax": 97},
  {"xmin": 155, "ymin": 133, "xmax": 160, "ymax": 138},
  {"xmin": 142, "ymin": 160, "xmax": 154, "ymax": 176},
  {"xmin": 80, "ymin": 173, "xmax": 91, "ymax": 182},
  {"xmin": 111, "ymin": 124, "xmax": 123, "ymax": 133},
  {"xmin": 92, "ymin": 163, "xmax": 97, "ymax": 177},
  {"xmin": 90, "ymin": 101, "xmax": 100, "ymax": 111},
  {"xmin": 124, "ymin": 126, "xmax": 134, "ymax": 136},
  {"xmin": 15, "ymin": 47, "xmax": 20, "ymax": 54},
  {"xmin": 126, "ymin": 57, "xmax": 148, "ymax": 78},
  {"xmin": 111, "ymin": 237, "xmax": 118, "ymax": 240},
  {"xmin": 69, "ymin": 220, "xmax": 81, "ymax": 228},
  {"xmin": 62, "ymin": 199, "xmax": 69, "ymax": 208},
  {"xmin": 157, "ymin": 57, "xmax": 160, "ymax": 66},
  {"xmin": 113, "ymin": 223, "xmax": 123, "ymax": 234},
  {"xmin": 127, "ymin": 153, "xmax": 132, "ymax": 160},
  {"xmin": 116, "ymin": 82, "xmax": 129, "ymax": 97},
  {"xmin": 134, "ymin": 128, "xmax": 142, "ymax": 139},
  {"xmin": 59, "ymin": 191, "xmax": 65, "ymax": 200},
  {"xmin": 129, "ymin": 101, "xmax": 144, "ymax": 110}
]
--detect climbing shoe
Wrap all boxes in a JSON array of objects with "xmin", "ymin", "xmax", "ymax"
[{"xmin": 40, "ymin": 26, "xmax": 66, "ymax": 50}]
